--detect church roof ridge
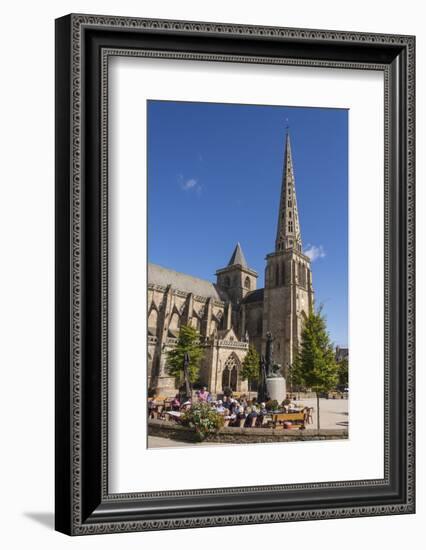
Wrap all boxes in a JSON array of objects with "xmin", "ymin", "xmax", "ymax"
[{"xmin": 148, "ymin": 262, "xmax": 225, "ymax": 300}]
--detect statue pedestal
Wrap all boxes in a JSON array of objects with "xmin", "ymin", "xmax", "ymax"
[
  {"xmin": 266, "ymin": 377, "xmax": 286, "ymax": 403},
  {"xmin": 155, "ymin": 376, "xmax": 177, "ymax": 398}
]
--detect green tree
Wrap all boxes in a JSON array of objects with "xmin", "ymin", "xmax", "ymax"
[
  {"xmin": 292, "ymin": 307, "xmax": 338, "ymax": 430},
  {"xmin": 337, "ymin": 356, "xmax": 349, "ymax": 390},
  {"xmin": 166, "ymin": 325, "xmax": 205, "ymax": 387},
  {"xmin": 240, "ymin": 346, "xmax": 260, "ymax": 399}
]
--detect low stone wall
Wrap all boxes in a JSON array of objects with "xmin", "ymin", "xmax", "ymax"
[{"xmin": 148, "ymin": 419, "xmax": 348, "ymax": 444}]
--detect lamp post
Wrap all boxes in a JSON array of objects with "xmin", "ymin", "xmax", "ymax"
[
  {"xmin": 183, "ymin": 352, "xmax": 191, "ymax": 401},
  {"xmin": 287, "ymin": 362, "xmax": 292, "ymax": 397}
]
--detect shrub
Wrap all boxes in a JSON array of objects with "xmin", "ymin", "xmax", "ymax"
[
  {"xmin": 265, "ymin": 399, "xmax": 279, "ymax": 411},
  {"xmin": 181, "ymin": 402, "xmax": 224, "ymax": 440}
]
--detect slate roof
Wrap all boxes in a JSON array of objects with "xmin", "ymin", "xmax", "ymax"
[
  {"xmin": 242, "ymin": 288, "xmax": 264, "ymax": 304},
  {"xmin": 148, "ymin": 263, "xmax": 225, "ymax": 300},
  {"xmin": 227, "ymin": 242, "xmax": 248, "ymax": 268}
]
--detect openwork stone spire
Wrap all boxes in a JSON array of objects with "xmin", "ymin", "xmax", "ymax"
[{"xmin": 275, "ymin": 132, "xmax": 302, "ymax": 253}]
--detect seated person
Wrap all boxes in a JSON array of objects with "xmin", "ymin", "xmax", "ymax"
[
  {"xmin": 256, "ymin": 402, "xmax": 268, "ymax": 426},
  {"xmin": 229, "ymin": 399, "xmax": 237, "ymax": 414},
  {"xmin": 147, "ymin": 398, "xmax": 157, "ymax": 418},
  {"xmin": 244, "ymin": 406, "xmax": 258, "ymax": 427},
  {"xmin": 229, "ymin": 403, "xmax": 244, "ymax": 426},
  {"xmin": 180, "ymin": 400, "xmax": 192, "ymax": 411},
  {"xmin": 170, "ymin": 394, "xmax": 181, "ymax": 411},
  {"xmin": 222, "ymin": 396, "xmax": 231, "ymax": 410},
  {"xmin": 214, "ymin": 400, "xmax": 226, "ymax": 414},
  {"xmin": 196, "ymin": 386, "xmax": 210, "ymax": 402},
  {"xmin": 259, "ymin": 402, "xmax": 267, "ymax": 415}
]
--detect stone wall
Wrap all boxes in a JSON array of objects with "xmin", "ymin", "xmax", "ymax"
[{"xmin": 148, "ymin": 419, "xmax": 348, "ymax": 444}]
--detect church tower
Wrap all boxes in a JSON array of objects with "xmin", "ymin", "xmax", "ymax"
[
  {"xmin": 216, "ymin": 243, "xmax": 258, "ymax": 305},
  {"xmin": 262, "ymin": 131, "xmax": 314, "ymax": 376}
]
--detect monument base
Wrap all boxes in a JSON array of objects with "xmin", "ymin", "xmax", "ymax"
[
  {"xmin": 154, "ymin": 376, "xmax": 177, "ymax": 398},
  {"xmin": 266, "ymin": 376, "xmax": 287, "ymax": 403}
]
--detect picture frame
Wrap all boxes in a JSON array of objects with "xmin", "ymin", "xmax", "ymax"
[{"xmin": 55, "ymin": 13, "xmax": 415, "ymax": 535}]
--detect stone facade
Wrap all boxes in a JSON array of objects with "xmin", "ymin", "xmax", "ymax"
[{"xmin": 148, "ymin": 132, "xmax": 314, "ymax": 397}]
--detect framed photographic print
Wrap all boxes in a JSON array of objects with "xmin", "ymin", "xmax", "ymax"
[{"xmin": 55, "ymin": 14, "xmax": 415, "ymax": 535}]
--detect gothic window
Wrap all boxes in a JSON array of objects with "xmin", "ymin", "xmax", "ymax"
[
  {"xmin": 169, "ymin": 311, "xmax": 181, "ymax": 331},
  {"xmin": 288, "ymin": 200, "xmax": 292, "ymax": 207},
  {"xmin": 230, "ymin": 366, "xmax": 238, "ymax": 391},
  {"xmin": 147, "ymin": 352, "xmax": 153, "ymax": 378},
  {"xmin": 222, "ymin": 367, "xmax": 230, "ymax": 390},
  {"xmin": 223, "ymin": 354, "xmax": 240, "ymax": 391},
  {"xmin": 148, "ymin": 308, "xmax": 158, "ymax": 331},
  {"xmin": 244, "ymin": 276, "xmax": 251, "ymax": 290},
  {"xmin": 288, "ymin": 221, "xmax": 293, "ymax": 232},
  {"xmin": 289, "ymin": 210, "xmax": 292, "ymax": 218},
  {"xmin": 224, "ymin": 276, "xmax": 231, "ymax": 288},
  {"xmin": 191, "ymin": 316, "xmax": 201, "ymax": 331}
]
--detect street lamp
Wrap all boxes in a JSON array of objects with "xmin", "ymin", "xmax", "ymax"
[
  {"xmin": 183, "ymin": 352, "xmax": 191, "ymax": 401},
  {"xmin": 287, "ymin": 362, "xmax": 292, "ymax": 395}
]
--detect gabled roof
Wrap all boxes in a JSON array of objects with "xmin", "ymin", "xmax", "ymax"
[
  {"xmin": 148, "ymin": 263, "xmax": 225, "ymax": 300},
  {"xmin": 216, "ymin": 327, "xmax": 238, "ymax": 341}
]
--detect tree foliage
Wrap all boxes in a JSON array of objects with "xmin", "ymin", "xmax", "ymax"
[
  {"xmin": 166, "ymin": 324, "xmax": 205, "ymax": 385},
  {"xmin": 240, "ymin": 346, "xmax": 260, "ymax": 385},
  {"xmin": 292, "ymin": 308, "xmax": 338, "ymax": 393},
  {"xmin": 337, "ymin": 356, "xmax": 349, "ymax": 389}
]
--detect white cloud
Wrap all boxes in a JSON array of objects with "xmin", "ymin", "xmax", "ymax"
[
  {"xmin": 304, "ymin": 244, "xmax": 326, "ymax": 262},
  {"xmin": 182, "ymin": 178, "xmax": 198, "ymax": 190},
  {"xmin": 177, "ymin": 174, "xmax": 203, "ymax": 196}
]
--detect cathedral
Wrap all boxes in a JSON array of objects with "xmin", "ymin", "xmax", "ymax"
[{"xmin": 148, "ymin": 132, "xmax": 314, "ymax": 397}]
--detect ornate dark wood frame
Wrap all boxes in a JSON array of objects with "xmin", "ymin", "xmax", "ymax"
[{"xmin": 55, "ymin": 14, "xmax": 415, "ymax": 535}]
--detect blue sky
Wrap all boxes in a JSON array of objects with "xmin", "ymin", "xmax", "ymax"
[{"xmin": 147, "ymin": 101, "xmax": 348, "ymax": 347}]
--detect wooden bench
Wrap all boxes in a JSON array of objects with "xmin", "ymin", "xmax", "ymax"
[{"xmin": 271, "ymin": 412, "xmax": 305, "ymax": 429}]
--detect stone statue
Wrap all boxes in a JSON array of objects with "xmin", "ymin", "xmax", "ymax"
[
  {"xmin": 258, "ymin": 354, "xmax": 269, "ymax": 403},
  {"xmin": 265, "ymin": 331, "xmax": 273, "ymax": 369},
  {"xmin": 265, "ymin": 332, "xmax": 282, "ymax": 378},
  {"xmin": 262, "ymin": 331, "xmax": 286, "ymax": 403}
]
